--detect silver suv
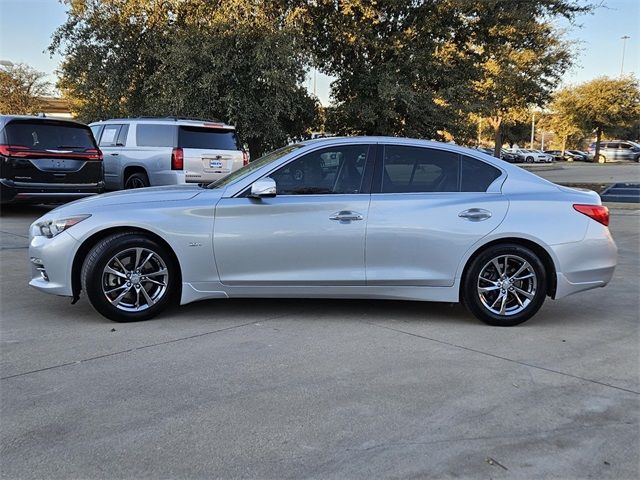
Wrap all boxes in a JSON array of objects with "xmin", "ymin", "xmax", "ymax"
[
  {"xmin": 588, "ymin": 140, "xmax": 640, "ymax": 162},
  {"xmin": 89, "ymin": 117, "xmax": 247, "ymax": 190}
]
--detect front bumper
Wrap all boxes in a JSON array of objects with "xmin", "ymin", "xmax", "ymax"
[
  {"xmin": 28, "ymin": 231, "xmax": 78, "ymax": 297},
  {"xmin": 1, "ymin": 179, "xmax": 104, "ymax": 204}
]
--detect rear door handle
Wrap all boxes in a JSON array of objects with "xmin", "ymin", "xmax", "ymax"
[
  {"xmin": 330, "ymin": 210, "xmax": 364, "ymax": 222},
  {"xmin": 459, "ymin": 208, "xmax": 492, "ymax": 221}
]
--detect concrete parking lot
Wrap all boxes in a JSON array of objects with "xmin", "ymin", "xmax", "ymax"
[
  {"xmin": 524, "ymin": 161, "xmax": 640, "ymax": 184},
  {"xmin": 1, "ymin": 200, "xmax": 639, "ymax": 478}
]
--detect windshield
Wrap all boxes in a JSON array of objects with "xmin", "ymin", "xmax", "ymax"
[{"xmin": 206, "ymin": 143, "xmax": 303, "ymax": 189}]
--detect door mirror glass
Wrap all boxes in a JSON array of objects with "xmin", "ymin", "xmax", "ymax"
[{"xmin": 250, "ymin": 177, "xmax": 277, "ymax": 198}]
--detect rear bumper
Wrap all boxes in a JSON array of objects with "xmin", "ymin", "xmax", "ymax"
[
  {"xmin": 1, "ymin": 179, "xmax": 104, "ymax": 204},
  {"xmin": 551, "ymin": 222, "xmax": 617, "ymax": 299}
]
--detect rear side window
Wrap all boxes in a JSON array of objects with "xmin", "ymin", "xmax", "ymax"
[
  {"xmin": 178, "ymin": 126, "xmax": 240, "ymax": 151},
  {"xmin": 5, "ymin": 120, "xmax": 95, "ymax": 150},
  {"xmin": 460, "ymin": 155, "xmax": 501, "ymax": 192},
  {"xmin": 136, "ymin": 124, "xmax": 176, "ymax": 147},
  {"xmin": 381, "ymin": 146, "xmax": 459, "ymax": 193}
]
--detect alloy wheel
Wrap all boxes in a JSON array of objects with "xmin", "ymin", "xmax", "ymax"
[
  {"xmin": 477, "ymin": 254, "xmax": 537, "ymax": 316},
  {"xmin": 101, "ymin": 247, "xmax": 169, "ymax": 312}
]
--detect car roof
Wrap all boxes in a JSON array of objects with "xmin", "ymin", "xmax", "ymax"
[
  {"xmin": 0, "ymin": 114, "xmax": 90, "ymax": 128},
  {"xmin": 89, "ymin": 117, "xmax": 235, "ymax": 129}
]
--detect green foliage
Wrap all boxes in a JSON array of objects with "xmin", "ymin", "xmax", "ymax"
[
  {"xmin": 546, "ymin": 76, "xmax": 640, "ymax": 159},
  {"xmin": 0, "ymin": 63, "xmax": 50, "ymax": 115},
  {"xmin": 50, "ymin": 0, "xmax": 320, "ymax": 157},
  {"xmin": 302, "ymin": 0, "xmax": 586, "ymax": 149}
]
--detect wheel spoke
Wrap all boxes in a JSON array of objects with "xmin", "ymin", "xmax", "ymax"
[
  {"xmin": 492, "ymin": 258, "xmax": 503, "ymax": 276},
  {"xmin": 513, "ymin": 273, "xmax": 535, "ymax": 281},
  {"xmin": 145, "ymin": 268, "xmax": 168, "ymax": 277},
  {"xmin": 479, "ymin": 285, "xmax": 500, "ymax": 293},
  {"xmin": 134, "ymin": 288, "xmax": 140, "ymax": 308},
  {"xmin": 510, "ymin": 261, "xmax": 530, "ymax": 279},
  {"xmin": 513, "ymin": 286, "xmax": 534, "ymax": 299},
  {"xmin": 499, "ymin": 293, "xmax": 508, "ymax": 315},
  {"xmin": 110, "ymin": 286, "xmax": 132, "ymax": 306},
  {"xmin": 105, "ymin": 266, "xmax": 127, "ymax": 279},
  {"xmin": 140, "ymin": 286, "xmax": 156, "ymax": 306},
  {"xmin": 105, "ymin": 284, "xmax": 127, "ymax": 295},
  {"xmin": 513, "ymin": 291, "xmax": 525, "ymax": 307},
  {"xmin": 114, "ymin": 256, "xmax": 128, "ymax": 273},
  {"xmin": 139, "ymin": 251, "xmax": 154, "ymax": 270},
  {"xmin": 490, "ymin": 293, "xmax": 504, "ymax": 308},
  {"xmin": 133, "ymin": 248, "xmax": 144, "ymax": 270},
  {"xmin": 143, "ymin": 277, "xmax": 166, "ymax": 287}
]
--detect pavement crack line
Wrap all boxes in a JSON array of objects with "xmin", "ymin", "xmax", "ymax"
[
  {"xmin": 1, "ymin": 312, "xmax": 299, "ymax": 381},
  {"xmin": 0, "ymin": 230, "xmax": 29, "ymax": 239},
  {"xmin": 363, "ymin": 321, "xmax": 640, "ymax": 395}
]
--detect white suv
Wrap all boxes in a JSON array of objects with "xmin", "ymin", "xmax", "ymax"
[{"xmin": 89, "ymin": 117, "xmax": 247, "ymax": 190}]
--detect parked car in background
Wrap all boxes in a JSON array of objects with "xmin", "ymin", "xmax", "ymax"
[
  {"xmin": 544, "ymin": 150, "xmax": 581, "ymax": 161},
  {"xmin": 587, "ymin": 140, "xmax": 640, "ymax": 162},
  {"xmin": 89, "ymin": 117, "xmax": 247, "ymax": 190},
  {"xmin": 500, "ymin": 149, "xmax": 519, "ymax": 163},
  {"xmin": 1, "ymin": 115, "xmax": 104, "ymax": 204},
  {"xmin": 28, "ymin": 137, "xmax": 616, "ymax": 327},
  {"xmin": 567, "ymin": 150, "xmax": 589, "ymax": 161},
  {"xmin": 512, "ymin": 149, "xmax": 553, "ymax": 163}
]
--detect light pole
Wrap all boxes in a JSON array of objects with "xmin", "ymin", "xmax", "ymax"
[{"xmin": 620, "ymin": 35, "xmax": 630, "ymax": 77}]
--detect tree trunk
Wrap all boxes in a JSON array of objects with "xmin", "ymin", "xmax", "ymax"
[
  {"xmin": 561, "ymin": 136, "xmax": 568, "ymax": 160},
  {"xmin": 247, "ymin": 137, "xmax": 264, "ymax": 161},
  {"xmin": 593, "ymin": 127, "xmax": 602, "ymax": 163},
  {"xmin": 489, "ymin": 116, "xmax": 503, "ymax": 158}
]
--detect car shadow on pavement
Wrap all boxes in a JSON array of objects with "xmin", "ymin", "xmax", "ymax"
[{"xmin": 0, "ymin": 204, "xmax": 55, "ymax": 218}]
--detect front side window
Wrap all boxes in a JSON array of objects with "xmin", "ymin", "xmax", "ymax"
[
  {"xmin": 382, "ymin": 146, "xmax": 459, "ymax": 193},
  {"xmin": 99, "ymin": 125, "xmax": 122, "ymax": 147},
  {"xmin": 136, "ymin": 124, "xmax": 176, "ymax": 147},
  {"xmin": 270, "ymin": 145, "xmax": 370, "ymax": 195}
]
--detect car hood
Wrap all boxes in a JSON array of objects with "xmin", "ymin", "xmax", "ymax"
[{"xmin": 53, "ymin": 185, "xmax": 205, "ymax": 210}]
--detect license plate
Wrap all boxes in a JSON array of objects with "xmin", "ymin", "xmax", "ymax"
[{"xmin": 209, "ymin": 160, "xmax": 224, "ymax": 168}]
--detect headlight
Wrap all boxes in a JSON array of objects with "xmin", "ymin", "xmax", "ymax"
[{"xmin": 31, "ymin": 215, "xmax": 91, "ymax": 239}]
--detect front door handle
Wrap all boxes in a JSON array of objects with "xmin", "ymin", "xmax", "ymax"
[
  {"xmin": 110, "ymin": 153, "xmax": 119, "ymax": 156},
  {"xmin": 330, "ymin": 210, "xmax": 364, "ymax": 222},
  {"xmin": 459, "ymin": 208, "xmax": 492, "ymax": 221}
]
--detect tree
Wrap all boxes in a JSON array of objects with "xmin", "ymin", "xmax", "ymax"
[
  {"xmin": 0, "ymin": 63, "xmax": 50, "ymax": 115},
  {"xmin": 543, "ymin": 88, "xmax": 585, "ymax": 154},
  {"xmin": 50, "ymin": 0, "xmax": 319, "ymax": 158},
  {"xmin": 301, "ymin": 0, "xmax": 587, "ymax": 151},
  {"xmin": 555, "ymin": 76, "xmax": 640, "ymax": 162}
]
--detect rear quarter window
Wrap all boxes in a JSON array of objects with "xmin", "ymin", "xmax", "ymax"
[
  {"xmin": 136, "ymin": 124, "xmax": 176, "ymax": 147},
  {"xmin": 460, "ymin": 156, "xmax": 501, "ymax": 192},
  {"xmin": 178, "ymin": 126, "xmax": 240, "ymax": 151}
]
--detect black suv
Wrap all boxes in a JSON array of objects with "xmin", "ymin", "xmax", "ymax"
[{"xmin": 1, "ymin": 116, "xmax": 104, "ymax": 204}]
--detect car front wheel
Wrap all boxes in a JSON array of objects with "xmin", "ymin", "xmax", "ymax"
[
  {"xmin": 463, "ymin": 244, "xmax": 547, "ymax": 326},
  {"xmin": 81, "ymin": 233, "xmax": 179, "ymax": 321}
]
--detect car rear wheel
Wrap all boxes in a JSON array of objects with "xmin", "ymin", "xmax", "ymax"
[
  {"xmin": 81, "ymin": 233, "xmax": 179, "ymax": 322},
  {"xmin": 124, "ymin": 172, "xmax": 150, "ymax": 189},
  {"xmin": 526, "ymin": 156, "xmax": 534, "ymax": 163},
  {"xmin": 463, "ymin": 244, "xmax": 547, "ymax": 326}
]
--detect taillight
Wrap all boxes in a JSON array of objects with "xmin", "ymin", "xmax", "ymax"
[
  {"xmin": 0, "ymin": 145, "xmax": 29, "ymax": 157},
  {"xmin": 242, "ymin": 149, "xmax": 249, "ymax": 166},
  {"xmin": 84, "ymin": 148, "xmax": 103, "ymax": 161},
  {"xmin": 573, "ymin": 204, "xmax": 609, "ymax": 226},
  {"xmin": 171, "ymin": 147, "xmax": 184, "ymax": 170}
]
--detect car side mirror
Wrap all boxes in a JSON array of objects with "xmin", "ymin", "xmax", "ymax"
[{"xmin": 250, "ymin": 177, "xmax": 276, "ymax": 198}]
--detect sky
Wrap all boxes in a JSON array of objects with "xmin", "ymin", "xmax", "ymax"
[{"xmin": 1, "ymin": 0, "xmax": 639, "ymax": 106}]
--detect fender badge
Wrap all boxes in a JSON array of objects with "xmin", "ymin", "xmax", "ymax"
[{"xmin": 188, "ymin": 242, "xmax": 202, "ymax": 247}]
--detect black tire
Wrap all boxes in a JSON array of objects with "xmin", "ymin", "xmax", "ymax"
[
  {"xmin": 81, "ymin": 233, "xmax": 179, "ymax": 322},
  {"xmin": 124, "ymin": 171, "xmax": 150, "ymax": 189},
  {"xmin": 526, "ymin": 156, "xmax": 534, "ymax": 163},
  {"xmin": 462, "ymin": 244, "xmax": 547, "ymax": 326}
]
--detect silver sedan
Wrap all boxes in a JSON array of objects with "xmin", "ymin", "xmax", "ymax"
[{"xmin": 28, "ymin": 137, "xmax": 617, "ymax": 326}]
